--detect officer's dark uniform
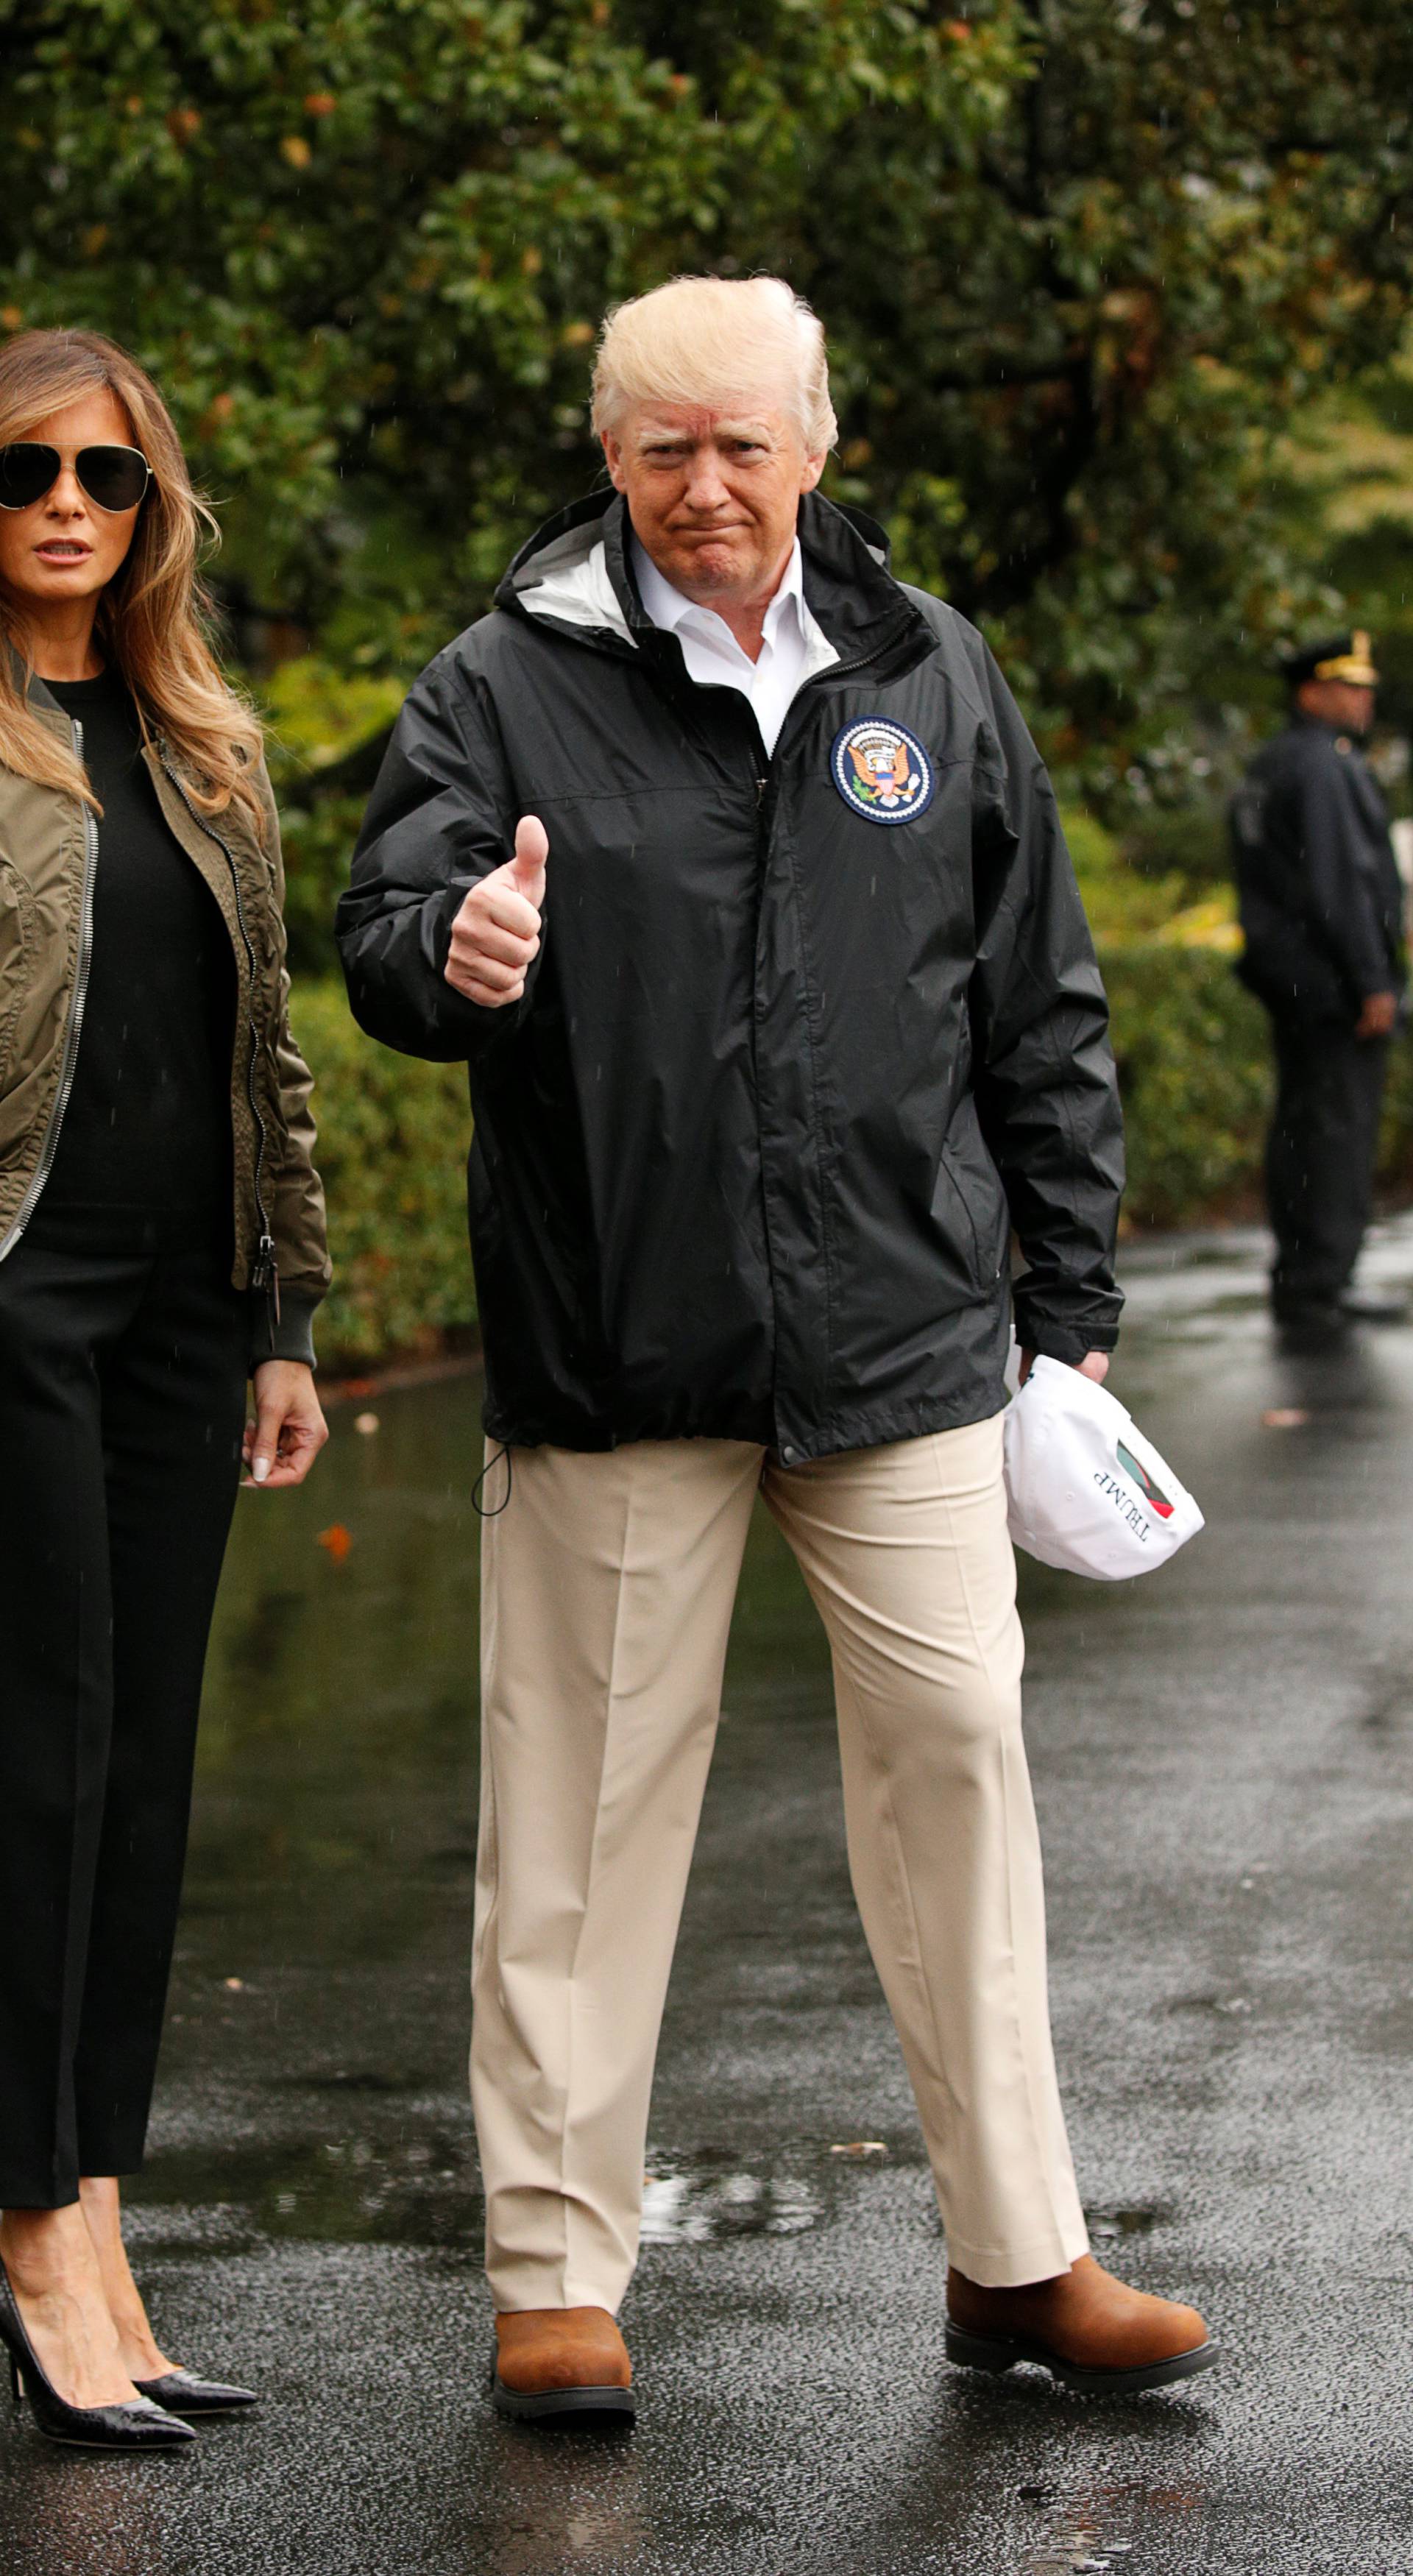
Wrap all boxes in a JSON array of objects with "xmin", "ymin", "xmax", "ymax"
[{"xmin": 1230, "ymin": 632, "xmax": 1406, "ymax": 1322}]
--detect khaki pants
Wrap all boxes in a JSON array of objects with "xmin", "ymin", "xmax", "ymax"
[{"xmin": 472, "ymin": 1419, "xmax": 1089, "ymax": 2312}]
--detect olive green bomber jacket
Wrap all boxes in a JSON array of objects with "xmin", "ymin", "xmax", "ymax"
[{"xmin": 0, "ymin": 673, "xmax": 330, "ymax": 1366}]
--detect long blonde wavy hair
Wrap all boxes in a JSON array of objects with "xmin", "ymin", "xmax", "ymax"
[{"xmin": 0, "ymin": 328, "xmax": 265, "ymax": 832}]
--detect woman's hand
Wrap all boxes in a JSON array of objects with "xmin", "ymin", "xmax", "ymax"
[{"xmin": 243, "ymin": 1361, "xmax": 329, "ymax": 1490}]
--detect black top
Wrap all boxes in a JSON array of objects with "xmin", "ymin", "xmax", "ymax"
[
  {"xmin": 43, "ymin": 670, "xmax": 235, "ymax": 1214},
  {"xmin": 338, "ymin": 488, "xmax": 1123, "ymax": 1462},
  {"xmin": 1230, "ymin": 713, "xmax": 1406, "ymax": 1028}
]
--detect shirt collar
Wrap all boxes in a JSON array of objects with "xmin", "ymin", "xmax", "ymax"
[{"xmin": 631, "ymin": 531, "xmax": 806, "ymax": 648}]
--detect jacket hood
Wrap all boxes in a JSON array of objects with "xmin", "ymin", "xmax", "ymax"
[
  {"xmin": 499, "ymin": 495, "xmax": 635, "ymax": 646},
  {"xmin": 495, "ymin": 488, "xmax": 916, "ymax": 666}
]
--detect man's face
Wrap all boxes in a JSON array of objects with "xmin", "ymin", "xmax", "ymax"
[
  {"xmin": 1299, "ymin": 676, "xmax": 1375, "ymax": 735},
  {"xmin": 602, "ymin": 398, "xmax": 826, "ymax": 609}
]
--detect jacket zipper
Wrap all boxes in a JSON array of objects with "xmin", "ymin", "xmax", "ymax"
[
  {"xmin": 0, "ymin": 720, "xmax": 100, "ymax": 1264},
  {"xmin": 747, "ymin": 631, "xmax": 904, "ymax": 813},
  {"xmin": 747, "ymin": 637, "xmax": 896, "ymax": 1454},
  {"xmin": 158, "ymin": 750, "xmax": 279, "ymax": 1333}
]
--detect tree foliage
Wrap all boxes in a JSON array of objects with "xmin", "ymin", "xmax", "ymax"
[{"xmin": 4, "ymin": 0, "xmax": 1413, "ymax": 782}]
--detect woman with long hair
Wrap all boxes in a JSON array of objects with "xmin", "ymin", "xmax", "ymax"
[{"xmin": 0, "ymin": 330, "xmax": 331, "ymax": 2450}]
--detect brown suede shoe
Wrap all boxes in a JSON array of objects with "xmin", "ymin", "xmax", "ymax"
[
  {"xmin": 946, "ymin": 2254, "xmax": 1219, "ymax": 2394},
  {"xmin": 490, "ymin": 2307, "xmax": 635, "ymax": 2423}
]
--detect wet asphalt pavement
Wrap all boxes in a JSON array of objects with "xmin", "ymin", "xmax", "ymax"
[{"xmin": 5, "ymin": 1221, "xmax": 1413, "ymax": 2575}]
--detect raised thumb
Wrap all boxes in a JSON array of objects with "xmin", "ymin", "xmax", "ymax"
[{"xmin": 511, "ymin": 813, "xmax": 548, "ymax": 892}]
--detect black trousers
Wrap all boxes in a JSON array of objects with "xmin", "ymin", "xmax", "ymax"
[
  {"xmin": 1266, "ymin": 1018, "xmax": 1390, "ymax": 1312},
  {"xmin": 0, "ymin": 1204, "xmax": 248, "ymax": 2207}
]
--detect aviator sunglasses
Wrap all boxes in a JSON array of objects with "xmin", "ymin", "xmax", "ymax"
[{"xmin": 0, "ymin": 441, "xmax": 152, "ymax": 514}]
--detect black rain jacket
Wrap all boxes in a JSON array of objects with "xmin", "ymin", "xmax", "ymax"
[
  {"xmin": 336, "ymin": 490, "xmax": 1125, "ymax": 1459},
  {"xmin": 1231, "ymin": 713, "xmax": 1406, "ymax": 1028}
]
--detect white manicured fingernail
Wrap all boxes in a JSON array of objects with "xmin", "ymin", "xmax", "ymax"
[{"xmin": 252, "ymin": 1458, "xmax": 270, "ymax": 1484}]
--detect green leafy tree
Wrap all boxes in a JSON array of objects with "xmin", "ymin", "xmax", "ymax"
[
  {"xmin": 1276, "ymin": 328, "xmax": 1413, "ymax": 746},
  {"xmin": 3, "ymin": 0, "xmax": 1412, "ymax": 792}
]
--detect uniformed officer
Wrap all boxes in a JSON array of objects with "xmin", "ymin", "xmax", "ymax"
[{"xmin": 1231, "ymin": 631, "xmax": 1407, "ymax": 1334}]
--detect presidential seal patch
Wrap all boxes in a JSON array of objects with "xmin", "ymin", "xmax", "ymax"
[{"xmin": 830, "ymin": 718, "xmax": 934, "ymax": 826}]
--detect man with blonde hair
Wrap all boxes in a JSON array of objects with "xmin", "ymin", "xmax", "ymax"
[{"xmin": 339, "ymin": 275, "xmax": 1217, "ymax": 2418}]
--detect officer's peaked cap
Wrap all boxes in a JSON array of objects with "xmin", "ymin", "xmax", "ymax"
[{"xmin": 1280, "ymin": 629, "xmax": 1379, "ymax": 688}]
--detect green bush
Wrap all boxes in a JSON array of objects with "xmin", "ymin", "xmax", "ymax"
[
  {"xmin": 276, "ymin": 793, "xmax": 374, "ymax": 980},
  {"xmin": 263, "ymin": 660, "xmax": 406, "ymax": 979},
  {"xmin": 291, "ymin": 981, "xmax": 475, "ymax": 1370},
  {"xmin": 1104, "ymin": 947, "xmax": 1272, "ymax": 1227},
  {"xmin": 1380, "ymin": 1022, "xmax": 1413, "ymax": 1197}
]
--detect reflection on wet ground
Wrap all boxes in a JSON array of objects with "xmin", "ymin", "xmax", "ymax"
[
  {"xmin": 4, "ymin": 1219, "xmax": 1413, "ymax": 2572},
  {"xmin": 641, "ymin": 2156, "xmax": 823, "ymax": 2245},
  {"xmin": 125, "ymin": 2126, "xmax": 478, "ymax": 2251},
  {"xmin": 1011, "ymin": 2481, "xmax": 1148, "ymax": 2573}
]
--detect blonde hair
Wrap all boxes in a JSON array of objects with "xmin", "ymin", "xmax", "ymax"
[
  {"xmin": 591, "ymin": 275, "xmax": 837, "ymax": 454},
  {"xmin": 0, "ymin": 328, "xmax": 265, "ymax": 830}
]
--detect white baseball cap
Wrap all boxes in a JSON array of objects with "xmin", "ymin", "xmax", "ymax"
[{"xmin": 1004, "ymin": 1356, "xmax": 1204, "ymax": 1580}]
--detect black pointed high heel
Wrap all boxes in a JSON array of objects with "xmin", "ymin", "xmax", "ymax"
[
  {"xmin": 0, "ymin": 2259, "xmax": 194, "ymax": 2452},
  {"xmin": 134, "ymin": 2366, "xmax": 258, "ymax": 2416}
]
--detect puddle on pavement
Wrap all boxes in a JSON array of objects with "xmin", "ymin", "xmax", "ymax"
[
  {"xmin": 1012, "ymin": 2481, "xmax": 1202, "ymax": 2575},
  {"xmin": 132, "ymin": 2134, "xmax": 845, "ymax": 2254},
  {"xmin": 1083, "ymin": 2205, "xmax": 1168, "ymax": 2246},
  {"xmin": 127, "ymin": 2127, "xmax": 482, "ymax": 2251},
  {"xmin": 133, "ymin": 2129, "xmax": 871, "ymax": 2253},
  {"xmin": 640, "ymin": 2154, "xmax": 823, "ymax": 2243},
  {"xmin": 1016, "ymin": 2484, "xmax": 1136, "ymax": 2575}
]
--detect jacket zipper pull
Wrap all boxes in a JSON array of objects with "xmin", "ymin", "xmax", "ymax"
[{"xmin": 250, "ymin": 1234, "xmax": 281, "ymax": 1332}]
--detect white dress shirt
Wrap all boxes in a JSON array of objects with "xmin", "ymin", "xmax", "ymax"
[{"xmin": 631, "ymin": 534, "xmax": 838, "ymax": 757}]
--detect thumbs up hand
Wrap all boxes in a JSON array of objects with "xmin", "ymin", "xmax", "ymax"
[{"xmin": 445, "ymin": 815, "xmax": 548, "ymax": 1008}]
